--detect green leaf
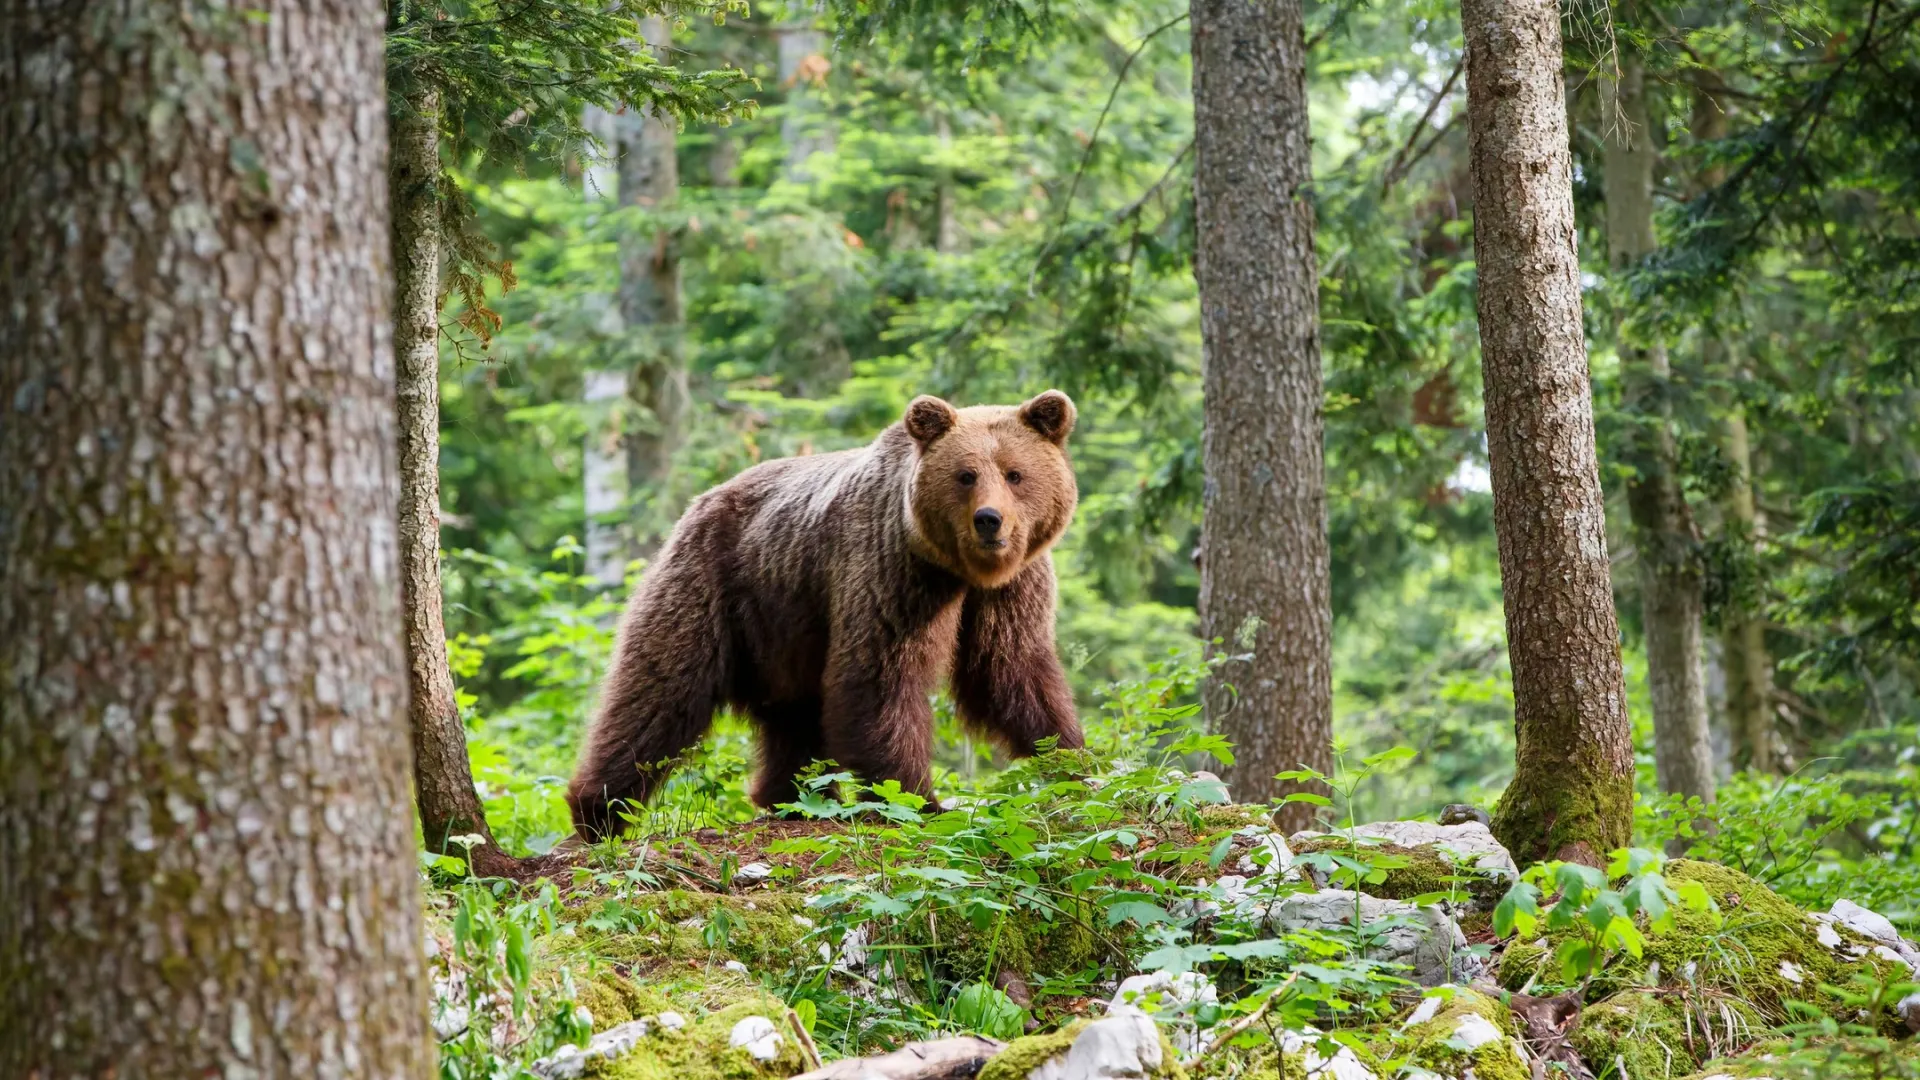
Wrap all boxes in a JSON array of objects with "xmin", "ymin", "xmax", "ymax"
[
  {"xmin": 1281, "ymin": 792, "xmax": 1333, "ymax": 806},
  {"xmin": 792, "ymin": 998, "xmax": 817, "ymax": 1033},
  {"xmin": 1493, "ymin": 881, "xmax": 1541, "ymax": 939},
  {"xmin": 1361, "ymin": 746, "xmax": 1417, "ymax": 769},
  {"xmin": 1556, "ymin": 938, "xmax": 1594, "ymax": 981},
  {"xmin": 1105, "ymin": 901, "xmax": 1175, "ymax": 927}
]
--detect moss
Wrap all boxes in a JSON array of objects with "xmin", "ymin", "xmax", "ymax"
[
  {"xmin": 1589, "ymin": 861, "xmax": 1876, "ymax": 1019},
  {"xmin": 574, "ymin": 891, "xmax": 815, "ymax": 973},
  {"xmin": 1290, "ymin": 836, "xmax": 1463, "ymax": 902},
  {"xmin": 1569, "ymin": 989, "xmax": 1767, "ymax": 1080},
  {"xmin": 909, "ymin": 901, "xmax": 1108, "ymax": 983},
  {"xmin": 1490, "ymin": 749, "xmax": 1634, "ymax": 868},
  {"xmin": 576, "ymin": 975, "xmax": 646, "ymax": 1029},
  {"xmin": 978, "ymin": 1021, "xmax": 1088, "ymax": 1080},
  {"xmin": 1196, "ymin": 804, "xmax": 1273, "ymax": 831},
  {"xmin": 581, "ymin": 992, "xmax": 811, "ymax": 1080},
  {"xmin": 1396, "ymin": 988, "xmax": 1527, "ymax": 1080},
  {"xmin": 1679, "ymin": 1036, "xmax": 1920, "ymax": 1080},
  {"xmin": 1497, "ymin": 940, "xmax": 1550, "ymax": 991}
]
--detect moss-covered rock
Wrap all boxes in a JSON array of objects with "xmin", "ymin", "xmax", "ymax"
[
  {"xmin": 1678, "ymin": 1035, "xmax": 1920, "ymax": 1080},
  {"xmin": 1497, "ymin": 939, "xmax": 1551, "ymax": 991},
  {"xmin": 572, "ymin": 891, "xmax": 816, "ymax": 974},
  {"xmin": 1395, "ymin": 988, "xmax": 1528, "ymax": 1080},
  {"xmin": 1514, "ymin": 862, "xmax": 1905, "ymax": 1023},
  {"xmin": 906, "ymin": 900, "xmax": 1108, "ymax": 984},
  {"xmin": 1569, "ymin": 989, "xmax": 1767, "ymax": 1080},
  {"xmin": 978, "ymin": 1021, "xmax": 1088, "ymax": 1080},
  {"xmin": 578, "ymin": 992, "xmax": 811, "ymax": 1080},
  {"xmin": 1290, "ymin": 836, "xmax": 1464, "ymax": 902}
]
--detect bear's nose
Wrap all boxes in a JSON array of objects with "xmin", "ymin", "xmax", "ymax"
[{"xmin": 973, "ymin": 507, "xmax": 1003, "ymax": 538}]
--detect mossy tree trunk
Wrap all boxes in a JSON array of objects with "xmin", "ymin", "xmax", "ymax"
[
  {"xmin": 1604, "ymin": 58, "xmax": 1716, "ymax": 809},
  {"xmin": 1461, "ymin": 0, "xmax": 1635, "ymax": 865},
  {"xmin": 392, "ymin": 81, "xmax": 513, "ymax": 872},
  {"xmin": 1190, "ymin": 0, "xmax": 1334, "ymax": 825},
  {"xmin": 0, "ymin": 0, "xmax": 431, "ymax": 1069}
]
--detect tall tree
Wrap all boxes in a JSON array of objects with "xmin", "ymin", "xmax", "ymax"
[
  {"xmin": 391, "ymin": 81, "xmax": 507, "ymax": 869},
  {"xmin": 1604, "ymin": 58, "xmax": 1716, "ymax": 806},
  {"xmin": 1191, "ymin": 0, "xmax": 1333, "ymax": 824},
  {"xmin": 1688, "ymin": 76, "xmax": 1774, "ymax": 773},
  {"xmin": 385, "ymin": 0, "xmax": 744, "ymax": 861},
  {"xmin": 620, "ymin": 15, "xmax": 689, "ymax": 554},
  {"xmin": 1, "ymin": 0, "xmax": 429, "ymax": 1069},
  {"xmin": 778, "ymin": 3, "xmax": 836, "ymax": 179},
  {"xmin": 1463, "ymin": 0, "xmax": 1634, "ymax": 865}
]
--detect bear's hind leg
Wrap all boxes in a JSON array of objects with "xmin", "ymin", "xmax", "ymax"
[
  {"xmin": 567, "ymin": 555, "xmax": 730, "ymax": 841},
  {"xmin": 745, "ymin": 699, "xmax": 826, "ymax": 811}
]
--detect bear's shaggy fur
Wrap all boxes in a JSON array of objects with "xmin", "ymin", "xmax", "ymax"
[{"xmin": 567, "ymin": 390, "xmax": 1086, "ymax": 839}]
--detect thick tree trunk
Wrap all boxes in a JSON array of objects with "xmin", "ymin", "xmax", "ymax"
[
  {"xmin": 1462, "ymin": 0, "xmax": 1635, "ymax": 867},
  {"xmin": 0, "ymin": 0, "xmax": 431, "ymax": 1071},
  {"xmin": 1690, "ymin": 78, "xmax": 1774, "ymax": 774},
  {"xmin": 621, "ymin": 15, "xmax": 688, "ymax": 556},
  {"xmin": 1604, "ymin": 59, "xmax": 1716, "ymax": 808},
  {"xmin": 1191, "ymin": 0, "xmax": 1334, "ymax": 827},
  {"xmin": 393, "ymin": 85, "xmax": 510, "ymax": 868}
]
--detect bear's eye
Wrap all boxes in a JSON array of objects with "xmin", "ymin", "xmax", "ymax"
[
  {"xmin": 1007, "ymin": 470, "xmax": 1023, "ymax": 485},
  {"xmin": 958, "ymin": 470, "xmax": 977, "ymax": 487}
]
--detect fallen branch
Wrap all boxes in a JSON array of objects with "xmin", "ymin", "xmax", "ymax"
[
  {"xmin": 788, "ymin": 1035, "xmax": 1006, "ymax": 1080},
  {"xmin": 788, "ymin": 1009, "xmax": 824, "ymax": 1071},
  {"xmin": 1187, "ymin": 972, "xmax": 1299, "ymax": 1065}
]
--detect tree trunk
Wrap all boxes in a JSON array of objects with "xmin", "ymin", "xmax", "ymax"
[
  {"xmin": 1690, "ymin": 77, "xmax": 1774, "ymax": 774},
  {"xmin": 778, "ymin": 6, "xmax": 835, "ymax": 180},
  {"xmin": 1462, "ymin": 0, "xmax": 1635, "ymax": 867},
  {"xmin": 1191, "ymin": 0, "xmax": 1334, "ymax": 827},
  {"xmin": 1604, "ymin": 59, "xmax": 1716, "ymax": 808},
  {"xmin": 935, "ymin": 112, "xmax": 961, "ymax": 254},
  {"xmin": 393, "ymin": 84, "xmax": 510, "ymax": 869},
  {"xmin": 620, "ymin": 15, "xmax": 688, "ymax": 556},
  {"xmin": 1, "ymin": 0, "xmax": 430, "ymax": 1070}
]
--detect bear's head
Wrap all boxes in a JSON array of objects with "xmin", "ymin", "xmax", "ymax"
[{"xmin": 902, "ymin": 389, "xmax": 1078, "ymax": 589}]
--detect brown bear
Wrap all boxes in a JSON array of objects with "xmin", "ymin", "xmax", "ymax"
[{"xmin": 566, "ymin": 390, "xmax": 1087, "ymax": 840}]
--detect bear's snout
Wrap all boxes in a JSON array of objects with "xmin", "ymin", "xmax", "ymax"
[{"xmin": 972, "ymin": 506, "xmax": 1004, "ymax": 543}]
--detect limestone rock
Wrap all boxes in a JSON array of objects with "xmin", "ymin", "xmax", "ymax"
[
  {"xmin": 729, "ymin": 1015, "xmax": 784, "ymax": 1061},
  {"xmin": 1107, "ymin": 971, "xmax": 1216, "ymax": 1056},
  {"xmin": 1289, "ymin": 820, "xmax": 1518, "ymax": 883},
  {"xmin": 533, "ymin": 1018, "xmax": 653, "ymax": 1079},
  {"xmin": 1263, "ymin": 889, "xmax": 1481, "ymax": 986}
]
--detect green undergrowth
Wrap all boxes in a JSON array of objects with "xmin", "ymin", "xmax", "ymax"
[
  {"xmin": 1289, "ymin": 835, "xmax": 1461, "ymax": 902},
  {"xmin": 1497, "ymin": 860, "xmax": 1909, "ymax": 1023},
  {"xmin": 1392, "ymin": 988, "xmax": 1527, "ymax": 1080},
  {"xmin": 1569, "ymin": 989, "xmax": 1767, "ymax": 1080}
]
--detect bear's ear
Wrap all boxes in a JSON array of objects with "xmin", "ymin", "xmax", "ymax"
[
  {"xmin": 904, "ymin": 395, "xmax": 959, "ymax": 447},
  {"xmin": 1018, "ymin": 389, "xmax": 1076, "ymax": 445}
]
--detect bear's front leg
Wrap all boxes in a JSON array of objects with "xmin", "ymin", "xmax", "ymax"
[
  {"xmin": 953, "ymin": 556, "xmax": 1084, "ymax": 756},
  {"xmin": 819, "ymin": 616, "xmax": 950, "ymax": 808}
]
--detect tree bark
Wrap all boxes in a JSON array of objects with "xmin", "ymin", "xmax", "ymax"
[
  {"xmin": 619, "ymin": 15, "xmax": 689, "ymax": 556},
  {"xmin": 392, "ymin": 84, "xmax": 510, "ymax": 868},
  {"xmin": 1690, "ymin": 77, "xmax": 1774, "ymax": 774},
  {"xmin": 1462, "ymin": 0, "xmax": 1635, "ymax": 867},
  {"xmin": 1604, "ymin": 59, "xmax": 1716, "ymax": 808},
  {"xmin": 1191, "ymin": 0, "xmax": 1334, "ymax": 827},
  {"xmin": 1, "ymin": 0, "xmax": 431, "ymax": 1070}
]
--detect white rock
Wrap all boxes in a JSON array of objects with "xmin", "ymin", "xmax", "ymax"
[
  {"xmin": 1290, "ymin": 821, "xmax": 1518, "ymax": 883},
  {"xmin": 1451, "ymin": 1013, "xmax": 1503, "ymax": 1050},
  {"xmin": 1872, "ymin": 945, "xmax": 1908, "ymax": 967},
  {"xmin": 839, "ymin": 924, "xmax": 870, "ymax": 970},
  {"xmin": 1813, "ymin": 919, "xmax": 1844, "ymax": 949},
  {"xmin": 1107, "ymin": 971, "xmax": 1217, "ymax": 1057},
  {"xmin": 1778, "ymin": 960, "xmax": 1804, "ymax": 984},
  {"xmin": 728, "ymin": 1015, "xmax": 784, "ymax": 1061},
  {"xmin": 1264, "ymin": 890, "xmax": 1481, "ymax": 986},
  {"xmin": 656, "ymin": 1011, "xmax": 687, "ymax": 1032},
  {"xmin": 792, "ymin": 915, "xmax": 815, "ymax": 929},
  {"xmin": 1234, "ymin": 832, "xmax": 1297, "ymax": 878},
  {"xmin": 1400, "ymin": 997, "xmax": 1442, "ymax": 1029},
  {"xmin": 1897, "ymin": 990, "xmax": 1920, "ymax": 1034},
  {"xmin": 1280, "ymin": 1030, "xmax": 1378, "ymax": 1080},
  {"xmin": 532, "ymin": 1017, "xmax": 653, "ymax": 1079},
  {"xmin": 1831, "ymin": 900, "xmax": 1902, "ymax": 945},
  {"xmin": 724, "ymin": 959, "xmax": 750, "ymax": 974},
  {"xmin": 1042, "ymin": 1013, "xmax": 1164, "ymax": 1080},
  {"xmin": 733, "ymin": 861, "xmax": 774, "ymax": 886}
]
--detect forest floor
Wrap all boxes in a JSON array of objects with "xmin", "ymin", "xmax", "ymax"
[{"xmin": 424, "ymin": 760, "xmax": 1920, "ymax": 1080}]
